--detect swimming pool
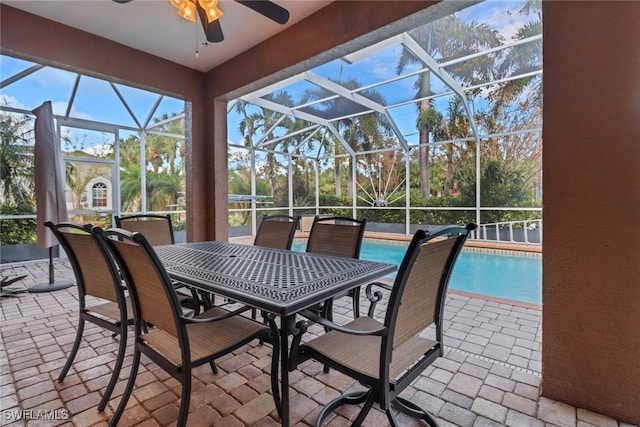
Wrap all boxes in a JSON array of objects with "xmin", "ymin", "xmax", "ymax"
[{"xmin": 293, "ymin": 239, "xmax": 542, "ymax": 305}]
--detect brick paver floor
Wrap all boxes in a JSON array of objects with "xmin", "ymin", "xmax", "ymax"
[{"xmin": 1, "ymin": 258, "xmax": 636, "ymax": 427}]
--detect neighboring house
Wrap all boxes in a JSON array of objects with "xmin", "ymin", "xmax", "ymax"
[{"xmin": 84, "ymin": 177, "xmax": 112, "ymax": 210}]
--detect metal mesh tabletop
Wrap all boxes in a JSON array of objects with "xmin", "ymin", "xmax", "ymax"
[{"xmin": 156, "ymin": 241, "xmax": 396, "ymax": 315}]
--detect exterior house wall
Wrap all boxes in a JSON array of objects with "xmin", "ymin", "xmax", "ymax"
[{"xmin": 542, "ymin": 2, "xmax": 640, "ymax": 424}]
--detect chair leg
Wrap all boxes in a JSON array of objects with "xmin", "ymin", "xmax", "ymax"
[
  {"xmin": 57, "ymin": 317, "xmax": 85, "ymax": 382},
  {"xmin": 109, "ymin": 347, "xmax": 141, "ymax": 427},
  {"xmin": 209, "ymin": 361, "xmax": 219, "ymax": 375},
  {"xmin": 351, "ymin": 286, "xmax": 361, "ymax": 318},
  {"xmin": 393, "ymin": 396, "xmax": 439, "ymax": 427},
  {"xmin": 177, "ymin": 369, "xmax": 191, "ymax": 427},
  {"xmin": 97, "ymin": 324, "xmax": 127, "ymax": 412},
  {"xmin": 351, "ymin": 390, "xmax": 376, "ymax": 427},
  {"xmin": 315, "ymin": 390, "xmax": 371, "ymax": 427}
]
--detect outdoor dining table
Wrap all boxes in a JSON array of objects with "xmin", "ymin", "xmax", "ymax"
[{"xmin": 155, "ymin": 240, "xmax": 397, "ymax": 427}]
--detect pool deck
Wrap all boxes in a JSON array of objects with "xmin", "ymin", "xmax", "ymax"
[{"xmin": 1, "ymin": 255, "xmax": 634, "ymax": 427}]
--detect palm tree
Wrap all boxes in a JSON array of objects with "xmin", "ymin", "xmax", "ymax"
[
  {"xmin": 119, "ymin": 164, "xmax": 142, "ymax": 211},
  {"xmin": 0, "ymin": 112, "xmax": 34, "ymax": 208},
  {"xmin": 490, "ymin": 0, "xmax": 543, "ymax": 111},
  {"xmin": 146, "ymin": 170, "xmax": 184, "ymax": 211},
  {"xmin": 234, "ymin": 93, "xmax": 322, "ymax": 206},
  {"xmin": 397, "ymin": 15, "xmax": 502, "ymax": 200}
]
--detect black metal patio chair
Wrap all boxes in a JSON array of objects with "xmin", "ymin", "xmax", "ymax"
[
  {"xmin": 290, "ymin": 223, "xmax": 476, "ymax": 427},
  {"xmin": 45, "ymin": 221, "xmax": 131, "ymax": 413},
  {"xmin": 93, "ymin": 227, "xmax": 281, "ymax": 427},
  {"xmin": 115, "ymin": 213, "xmax": 204, "ymax": 314},
  {"xmin": 254, "ymin": 214, "xmax": 300, "ymax": 250},
  {"xmin": 306, "ymin": 215, "xmax": 367, "ymax": 321}
]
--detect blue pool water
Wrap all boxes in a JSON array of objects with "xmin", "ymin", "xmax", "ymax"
[{"xmin": 293, "ymin": 240, "xmax": 542, "ymax": 305}]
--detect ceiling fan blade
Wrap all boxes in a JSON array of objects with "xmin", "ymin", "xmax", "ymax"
[
  {"xmin": 235, "ymin": 0, "xmax": 290, "ymax": 25},
  {"xmin": 196, "ymin": 3, "xmax": 225, "ymax": 43},
  {"xmin": 111, "ymin": 0, "xmax": 133, "ymax": 3}
]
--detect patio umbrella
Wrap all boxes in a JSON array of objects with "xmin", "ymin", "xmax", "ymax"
[{"xmin": 29, "ymin": 101, "xmax": 73, "ymax": 293}]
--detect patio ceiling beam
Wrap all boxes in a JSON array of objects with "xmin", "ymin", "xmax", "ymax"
[
  {"xmin": 401, "ymin": 33, "xmax": 482, "ymax": 144},
  {"xmin": 440, "ymin": 34, "xmax": 543, "ymax": 68},
  {"xmin": 143, "ymin": 96, "xmax": 164, "ymax": 130},
  {"xmin": 0, "ymin": 64, "xmax": 44, "ymax": 89},
  {"xmin": 239, "ymin": 95, "xmax": 319, "ymax": 124},
  {"xmin": 255, "ymin": 114, "xmax": 287, "ymax": 148},
  {"xmin": 325, "ymin": 122, "xmax": 355, "ymax": 156},
  {"xmin": 341, "ymin": 34, "xmax": 404, "ymax": 64},
  {"xmin": 239, "ymin": 95, "xmax": 354, "ymax": 156},
  {"xmin": 146, "ymin": 111, "xmax": 186, "ymax": 130},
  {"xmin": 259, "ymin": 123, "xmax": 321, "ymax": 150},
  {"xmin": 240, "ymin": 73, "xmax": 307, "ymax": 102},
  {"xmin": 110, "ymin": 82, "xmax": 142, "ymax": 129},
  {"xmin": 291, "ymin": 127, "xmax": 323, "ymax": 158},
  {"xmin": 304, "ymin": 72, "xmax": 410, "ymax": 151},
  {"xmin": 65, "ymin": 74, "xmax": 81, "ymax": 120}
]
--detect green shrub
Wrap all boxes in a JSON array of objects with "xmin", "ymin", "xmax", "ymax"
[{"xmin": 0, "ymin": 205, "xmax": 37, "ymax": 245}]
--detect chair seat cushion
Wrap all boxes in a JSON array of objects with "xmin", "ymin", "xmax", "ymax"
[
  {"xmin": 86, "ymin": 296, "xmax": 133, "ymax": 321},
  {"xmin": 304, "ymin": 316, "xmax": 437, "ymax": 380},
  {"xmin": 142, "ymin": 307, "xmax": 269, "ymax": 366}
]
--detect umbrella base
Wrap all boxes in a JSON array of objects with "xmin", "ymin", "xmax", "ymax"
[{"xmin": 29, "ymin": 281, "xmax": 73, "ymax": 293}]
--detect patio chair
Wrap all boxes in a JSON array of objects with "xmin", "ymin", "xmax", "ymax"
[
  {"xmin": 306, "ymin": 216, "xmax": 367, "ymax": 320},
  {"xmin": 254, "ymin": 214, "xmax": 300, "ymax": 250},
  {"xmin": 115, "ymin": 213, "xmax": 203, "ymax": 313},
  {"xmin": 290, "ymin": 223, "xmax": 476, "ymax": 427},
  {"xmin": 45, "ymin": 221, "xmax": 131, "ymax": 413},
  {"xmin": 92, "ymin": 227, "xmax": 281, "ymax": 427},
  {"xmin": 114, "ymin": 213, "xmax": 175, "ymax": 245}
]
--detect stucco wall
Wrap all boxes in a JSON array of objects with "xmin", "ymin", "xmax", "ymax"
[{"xmin": 542, "ymin": 2, "xmax": 640, "ymax": 424}]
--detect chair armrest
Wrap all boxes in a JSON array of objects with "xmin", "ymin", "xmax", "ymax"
[
  {"xmin": 365, "ymin": 281, "xmax": 393, "ymax": 317},
  {"xmin": 297, "ymin": 309, "xmax": 387, "ymax": 337},
  {"xmin": 289, "ymin": 308, "xmax": 388, "ymax": 371},
  {"xmin": 179, "ymin": 305, "xmax": 254, "ymax": 324}
]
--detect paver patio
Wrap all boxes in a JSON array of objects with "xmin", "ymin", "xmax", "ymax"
[{"xmin": 0, "ymin": 258, "xmax": 635, "ymax": 427}]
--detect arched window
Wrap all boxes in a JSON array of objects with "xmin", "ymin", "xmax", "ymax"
[{"xmin": 92, "ymin": 182, "xmax": 108, "ymax": 207}]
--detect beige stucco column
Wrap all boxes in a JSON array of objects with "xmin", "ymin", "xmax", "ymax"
[{"xmin": 542, "ymin": 2, "xmax": 640, "ymax": 424}]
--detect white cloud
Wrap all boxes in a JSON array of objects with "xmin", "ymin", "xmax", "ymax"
[
  {"xmin": 0, "ymin": 95, "xmax": 27, "ymax": 110},
  {"xmin": 51, "ymin": 101, "xmax": 93, "ymax": 121}
]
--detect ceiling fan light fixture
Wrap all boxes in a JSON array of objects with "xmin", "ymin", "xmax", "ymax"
[
  {"xmin": 204, "ymin": 6, "xmax": 224, "ymax": 22},
  {"xmin": 175, "ymin": 0, "xmax": 197, "ymax": 22},
  {"xmin": 198, "ymin": 0, "xmax": 223, "ymax": 22}
]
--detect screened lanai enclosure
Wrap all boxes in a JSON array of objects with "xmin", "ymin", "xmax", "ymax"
[
  {"xmin": 0, "ymin": 63, "xmax": 188, "ymax": 259},
  {"xmin": 228, "ymin": 1, "xmax": 542, "ymax": 243},
  {"xmin": 1, "ymin": 1, "xmax": 542, "ymax": 262}
]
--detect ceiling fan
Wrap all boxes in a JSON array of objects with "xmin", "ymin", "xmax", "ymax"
[{"xmin": 112, "ymin": 0, "xmax": 290, "ymax": 43}]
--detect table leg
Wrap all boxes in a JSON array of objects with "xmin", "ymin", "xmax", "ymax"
[{"xmin": 280, "ymin": 315, "xmax": 291, "ymax": 427}]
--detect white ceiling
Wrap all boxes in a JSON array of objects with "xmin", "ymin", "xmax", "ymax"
[{"xmin": 3, "ymin": 0, "xmax": 333, "ymax": 73}]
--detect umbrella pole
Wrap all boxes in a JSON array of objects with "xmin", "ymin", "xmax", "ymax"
[{"xmin": 29, "ymin": 246, "xmax": 73, "ymax": 293}]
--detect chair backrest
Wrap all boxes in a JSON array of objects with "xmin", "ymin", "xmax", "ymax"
[
  {"xmin": 114, "ymin": 214, "xmax": 174, "ymax": 246},
  {"xmin": 254, "ymin": 214, "xmax": 300, "ymax": 250},
  {"xmin": 45, "ymin": 221, "xmax": 123, "ymax": 305},
  {"xmin": 305, "ymin": 216, "xmax": 367, "ymax": 259},
  {"xmin": 93, "ymin": 227, "xmax": 182, "ymax": 337},
  {"xmin": 385, "ymin": 223, "xmax": 476, "ymax": 352}
]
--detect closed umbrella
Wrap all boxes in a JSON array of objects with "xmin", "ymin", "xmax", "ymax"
[{"xmin": 29, "ymin": 101, "xmax": 73, "ymax": 293}]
